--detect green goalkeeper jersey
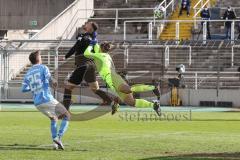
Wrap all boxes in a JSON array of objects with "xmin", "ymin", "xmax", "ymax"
[
  {"xmin": 84, "ymin": 44, "xmax": 158, "ymax": 105},
  {"xmin": 84, "ymin": 45, "xmax": 116, "ymax": 91}
]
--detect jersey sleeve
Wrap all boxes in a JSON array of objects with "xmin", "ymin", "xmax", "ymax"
[
  {"xmin": 84, "ymin": 44, "xmax": 102, "ymax": 59},
  {"xmin": 90, "ymin": 32, "xmax": 98, "ymax": 45},
  {"xmin": 21, "ymin": 75, "xmax": 31, "ymax": 92},
  {"xmin": 94, "ymin": 44, "xmax": 101, "ymax": 53},
  {"xmin": 43, "ymin": 65, "xmax": 51, "ymax": 84},
  {"xmin": 84, "ymin": 46, "xmax": 95, "ymax": 59},
  {"xmin": 65, "ymin": 40, "xmax": 80, "ymax": 59}
]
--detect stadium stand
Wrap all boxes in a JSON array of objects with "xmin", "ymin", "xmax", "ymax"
[
  {"xmin": 2, "ymin": 0, "xmax": 240, "ymax": 106},
  {"xmin": 160, "ymin": 0, "xmax": 199, "ymax": 40},
  {"xmin": 12, "ymin": 0, "xmax": 161, "ymax": 82},
  {"xmin": 216, "ymin": 0, "xmax": 240, "ymax": 8},
  {"xmin": 8, "ymin": 0, "xmax": 240, "ymax": 85},
  {"xmin": 92, "ymin": 0, "xmax": 160, "ymax": 40},
  {"xmin": 160, "ymin": 0, "xmax": 217, "ymax": 40}
]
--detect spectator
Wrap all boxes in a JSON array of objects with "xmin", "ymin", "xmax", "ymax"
[
  {"xmin": 223, "ymin": 6, "xmax": 236, "ymax": 39},
  {"xmin": 200, "ymin": 6, "xmax": 211, "ymax": 39},
  {"xmin": 179, "ymin": 0, "xmax": 191, "ymax": 17}
]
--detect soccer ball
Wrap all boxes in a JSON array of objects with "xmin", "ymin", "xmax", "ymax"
[
  {"xmin": 154, "ymin": 6, "xmax": 166, "ymax": 19},
  {"xmin": 176, "ymin": 64, "xmax": 186, "ymax": 74}
]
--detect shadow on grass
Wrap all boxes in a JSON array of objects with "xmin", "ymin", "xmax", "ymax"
[
  {"xmin": 139, "ymin": 152, "xmax": 240, "ymax": 160},
  {"xmin": 0, "ymin": 144, "xmax": 51, "ymax": 151},
  {"xmin": 0, "ymin": 144, "xmax": 88, "ymax": 152}
]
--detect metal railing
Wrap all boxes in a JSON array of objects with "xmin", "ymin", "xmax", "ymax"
[
  {"xmin": 166, "ymin": 71, "xmax": 240, "ymax": 90},
  {"xmin": 194, "ymin": 7, "xmax": 240, "ymax": 19},
  {"xmin": 124, "ymin": 0, "xmax": 176, "ymax": 19},
  {"xmin": 61, "ymin": 8, "xmax": 158, "ymax": 37},
  {"xmin": 1, "ymin": 40, "xmax": 240, "ymax": 102},
  {"xmin": 122, "ymin": 43, "xmax": 240, "ymax": 91},
  {"xmin": 4, "ymin": 0, "xmax": 93, "ymax": 88},
  {"xmin": 124, "ymin": 19, "xmax": 240, "ymax": 43},
  {"xmin": 194, "ymin": 6, "xmax": 240, "ymax": 30},
  {"xmin": 193, "ymin": 0, "xmax": 211, "ymax": 18},
  {"xmin": 127, "ymin": 70, "xmax": 240, "ymax": 90},
  {"xmin": 164, "ymin": 46, "xmax": 170, "ymax": 67},
  {"xmin": 60, "ymin": 4, "xmax": 177, "ymax": 39},
  {"xmin": 121, "ymin": 44, "xmax": 199, "ymax": 71},
  {"xmin": 59, "ymin": 0, "xmax": 178, "ymax": 39},
  {"xmin": 154, "ymin": 0, "xmax": 177, "ymax": 20},
  {"xmin": 57, "ymin": 5, "xmax": 240, "ymax": 41},
  {"xmin": 193, "ymin": 0, "xmax": 211, "ymax": 29},
  {"xmin": 54, "ymin": 6, "xmax": 240, "ymax": 43}
]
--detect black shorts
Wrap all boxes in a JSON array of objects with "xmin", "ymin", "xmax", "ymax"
[{"xmin": 68, "ymin": 63, "xmax": 96, "ymax": 85}]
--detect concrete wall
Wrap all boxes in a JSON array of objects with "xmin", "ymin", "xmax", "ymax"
[
  {"xmin": 180, "ymin": 89, "xmax": 240, "ymax": 107},
  {"xmin": 2, "ymin": 85, "xmax": 240, "ymax": 107},
  {"xmin": 0, "ymin": 0, "xmax": 75, "ymax": 29}
]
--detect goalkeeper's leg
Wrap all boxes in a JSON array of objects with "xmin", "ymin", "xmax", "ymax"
[
  {"xmin": 88, "ymin": 81, "xmax": 112, "ymax": 105},
  {"xmin": 119, "ymin": 83, "xmax": 160, "ymax": 101},
  {"xmin": 131, "ymin": 84, "xmax": 160, "ymax": 100},
  {"xmin": 123, "ymin": 93, "xmax": 161, "ymax": 116}
]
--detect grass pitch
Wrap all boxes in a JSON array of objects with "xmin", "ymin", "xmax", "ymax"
[{"xmin": 1, "ymin": 105, "xmax": 240, "ymax": 160}]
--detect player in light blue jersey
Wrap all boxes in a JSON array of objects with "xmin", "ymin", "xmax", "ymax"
[{"xmin": 22, "ymin": 51, "xmax": 70, "ymax": 150}]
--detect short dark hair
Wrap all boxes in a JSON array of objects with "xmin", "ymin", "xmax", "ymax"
[
  {"xmin": 100, "ymin": 42, "xmax": 111, "ymax": 52},
  {"xmin": 91, "ymin": 22, "xmax": 98, "ymax": 31},
  {"xmin": 29, "ymin": 51, "xmax": 40, "ymax": 64}
]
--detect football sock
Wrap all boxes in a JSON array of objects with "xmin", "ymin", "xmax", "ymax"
[
  {"xmin": 95, "ymin": 89, "xmax": 112, "ymax": 104},
  {"xmin": 63, "ymin": 88, "xmax": 72, "ymax": 110},
  {"xmin": 51, "ymin": 120, "xmax": 58, "ymax": 140},
  {"xmin": 58, "ymin": 116, "xmax": 69, "ymax": 138},
  {"xmin": 135, "ymin": 99, "xmax": 154, "ymax": 108},
  {"xmin": 131, "ymin": 84, "xmax": 155, "ymax": 93}
]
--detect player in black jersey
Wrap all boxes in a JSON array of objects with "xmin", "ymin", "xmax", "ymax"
[{"xmin": 62, "ymin": 22, "xmax": 115, "ymax": 110}]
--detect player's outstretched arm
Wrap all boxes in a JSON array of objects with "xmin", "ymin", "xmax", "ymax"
[
  {"xmin": 84, "ymin": 43, "xmax": 101, "ymax": 57},
  {"xmin": 84, "ymin": 45, "xmax": 94, "ymax": 58},
  {"xmin": 93, "ymin": 43, "xmax": 100, "ymax": 53},
  {"xmin": 65, "ymin": 40, "xmax": 80, "ymax": 59},
  {"xmin": 21, "ymin": 77, "xmax": 31, "ymax": 93},
  {"xmin": 84, "ymin": 45, "xmax": 97, "ymax": 58}
]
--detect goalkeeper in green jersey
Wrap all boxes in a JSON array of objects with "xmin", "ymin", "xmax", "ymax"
[{"xmin": 84, "ymin": 42, "xmax": 161, "ymax": 115}]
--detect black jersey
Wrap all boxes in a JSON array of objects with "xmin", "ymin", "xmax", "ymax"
[{"xmin": 65, "ymin": 33, "xmax": 93, "ymax": 66}]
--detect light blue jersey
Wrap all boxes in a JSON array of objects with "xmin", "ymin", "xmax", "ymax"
[{"xmin": 22, "ymin": 64, "xmax": 54, "ymax": 106}]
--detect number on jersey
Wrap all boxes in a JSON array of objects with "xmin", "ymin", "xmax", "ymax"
[{"xmin": 28, "ymin": 72, "xmax": 43, "ymax": 93}]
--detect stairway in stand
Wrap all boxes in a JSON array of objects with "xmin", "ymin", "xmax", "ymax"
[{"xmin": 160, "ymin": 0, "xmax": 199, "ymax": 40}]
